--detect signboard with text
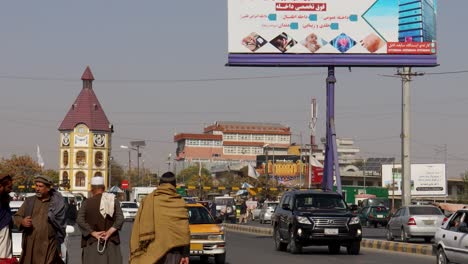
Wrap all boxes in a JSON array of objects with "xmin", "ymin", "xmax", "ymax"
[
  {"xmin": 382, "ymin": 164, "xmax": 446, "ymax": 197},
  {"xmin": 227, "ymin": 0, "xmax": 437, "ymax": 66}
]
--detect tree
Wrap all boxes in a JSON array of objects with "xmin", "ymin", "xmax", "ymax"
[
  {"xmin": 0, "ymin": 155, "xmax": 43, "ymax": 190},
  {"xmin": 177, "ymin": 165, "xmax": 211, "ymax": 187},
  {"xmin": 110, "ymin": 160, "xmax": 125, "ymax": 187},
  {"xmin": 459, "ymin": 171, "xmax": 468, "ymax": 203}
]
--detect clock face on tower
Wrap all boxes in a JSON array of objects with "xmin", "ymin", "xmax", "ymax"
[
  {"xmin": 62, "ymin": 133, "xmax": 70, "ymax": 146},
  {"xmin": 74, "ymin": 135, "xmax": 89, "ymax": 147},
  {"xmin": 94, "ymin": 134, "xmax": 106, "ymax": 147}
]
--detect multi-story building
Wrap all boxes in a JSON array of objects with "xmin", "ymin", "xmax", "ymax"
[
  {"xmin": 398, "ymin": 0, "xmax": 436, "ymax": 42},
  {"xmin": 174, "ymin": 121, "xmax": 291, "ymax": 170},
  {"xmin": 58, "ymin": 67, "xmax": 113, "ymax": 197}
]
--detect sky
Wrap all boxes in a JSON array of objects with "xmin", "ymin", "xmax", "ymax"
[{"xmin": 1, "ymin": 0, "xmax": 467, "ymax": 179}]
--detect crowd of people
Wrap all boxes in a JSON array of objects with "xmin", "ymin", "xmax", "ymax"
[{"xmin": 0, "ymin": 171, "xmax": 191, "ymax": 264}]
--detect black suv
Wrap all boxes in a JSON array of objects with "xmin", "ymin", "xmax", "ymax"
[{"xmin": 272, "ymin": 190, "xmax": 362, "ymax": 254}]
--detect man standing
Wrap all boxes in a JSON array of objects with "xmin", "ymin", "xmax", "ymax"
[
  {"xmin": 0, "ymin": 173, "xmax": 13, "ymax": 259},
  {"xmin": 130, "ymin": 172, "xmax": 190, "ymax": 264},
  {"xmin": 239, "ymin": 199, "xmax": 247, "ymax": 224},
  {"xmin": 76, "ymin": 176, "xmax": 124, "ymax": 264},
  {"xmin": 14, "ymin": 175, "xmax": 66, "ymax": 264}
]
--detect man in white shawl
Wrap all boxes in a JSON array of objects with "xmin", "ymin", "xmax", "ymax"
[{"xmin": 77, "ymin": 176, "xmax": 124, "ymax": 263}]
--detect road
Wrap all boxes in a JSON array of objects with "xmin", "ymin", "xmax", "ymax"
[
  {"xmin": 67, "ymin": 222, "xmax": 435, "ymax": 264},
  {"xmin": 246, "ymin": 220, "xmax": 433, "ymax": 243}
]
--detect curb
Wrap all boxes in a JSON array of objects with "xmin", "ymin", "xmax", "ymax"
[{"xmin": 222, "ymin": 224, "xmax": 433, "ymax": 256}]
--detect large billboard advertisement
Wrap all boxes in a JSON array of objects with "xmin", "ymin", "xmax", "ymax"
[
  {"xmin": 228, "ymin": 0, "xmax": 437, "ymax": 66},
  {"xmin": 382, "ymin": 164, "xmax": 446, "ymax": 197}
]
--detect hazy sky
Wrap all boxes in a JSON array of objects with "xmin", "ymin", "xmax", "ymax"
[{"xmin": 1, "ymin": 1, "xmax": 466, "ymax": 178}]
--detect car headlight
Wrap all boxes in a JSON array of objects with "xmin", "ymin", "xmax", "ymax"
[
  {"xmin": 208, "ymin": 234, "xmax": 224, "ymax": 240},
  {"xmin": 349, "ymin": 216, "xmax": 360, "ymax": 225},
  {"xmin": 296, "ymin": 216, "xmax": 312, "ymax": 225}
]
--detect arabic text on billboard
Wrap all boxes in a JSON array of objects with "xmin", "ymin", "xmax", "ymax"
[
  {"xmin": 228, "ymin": 0, "xmax": 437, "ymax": 66},
  {"xmin": 381, "ymin": 164, "xmax": 446, "ymax": 197}
]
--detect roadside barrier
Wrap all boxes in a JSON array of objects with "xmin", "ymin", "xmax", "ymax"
[{"xmin": 222, "ymin": 223, "xmax": 433, "ymax": 256}]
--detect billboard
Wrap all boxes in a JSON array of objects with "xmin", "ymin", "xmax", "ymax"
[
  {"xmin": 227, "ymin": 0, "xmax": 437, "ymax": 66},
  {"xmin": 382, "ymin": 164, "xmax": 446, "ymax": 197}
]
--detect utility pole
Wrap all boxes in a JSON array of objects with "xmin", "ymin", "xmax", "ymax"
[
  {"xmin": 299, "ymin": 132, "xmax": 303, "ymax": 188},
  {"xmin": 399, "ymin": 67, "xmax": 424, "ymax": 206},
  {"xmin": 309, "ymin": 98, "xmax": 317, "ymax": 189}
]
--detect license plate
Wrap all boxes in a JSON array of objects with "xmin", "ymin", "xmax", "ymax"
[
  {"xmin": 191, "ymin": 243, "xmax": 203, "ymax": 251},
  {"xmin": 423, "ymin": 220, "xmax": 434, "ymax": 225},
  {"xmin": 377, "ymin": 215, "xmax": 383, "ymax": 218},
  {"xmin": 324, "ymin": 228, "xmax": 339, "ymax": 235}
]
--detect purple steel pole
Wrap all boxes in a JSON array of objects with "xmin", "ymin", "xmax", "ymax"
[{"xmin": 323, "ymin": 66, "xmax": 336, "ymax": 191}]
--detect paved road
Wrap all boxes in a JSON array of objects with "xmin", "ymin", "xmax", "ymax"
[
  {"xmin": 246, "ymin": 219, "xmax": 433, "ymax": 243},
  {"xmin": 68, "ymin": 222, "xmax": 435, "ymax": 264}
]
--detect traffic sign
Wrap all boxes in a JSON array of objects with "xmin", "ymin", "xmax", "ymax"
[{"xmin": 121, "ymin": 180, "xmax": 129, "ymax": 190}]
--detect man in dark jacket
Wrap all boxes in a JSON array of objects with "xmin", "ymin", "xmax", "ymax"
[
  {"xmin": 77, "ymin": 176, "xmax": 124, "ymax": 264},
  {"xmin": 0, "ymin": 173, "xmax": 13, "ymax": 259},
  {"xmin": 14, "ymin": 175, "xmax": 66, "ymax": 264}
]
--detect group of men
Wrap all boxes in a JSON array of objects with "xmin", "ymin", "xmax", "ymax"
[{"xmin": 0, "ymin": 171, "xmax": 191, "ymax": 264}]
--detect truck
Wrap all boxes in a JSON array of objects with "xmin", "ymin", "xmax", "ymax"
[{"xmin": 131, "ymin": 187, "xmax": 157, "ymax": 205}]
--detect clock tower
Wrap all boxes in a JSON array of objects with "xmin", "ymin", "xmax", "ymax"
[{"xmin": 58, "ymin": 66, "xmax": 113, "ymax": 197}]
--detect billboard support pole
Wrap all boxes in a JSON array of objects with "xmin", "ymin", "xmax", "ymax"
[
  {"xmin": 323, "ymin": 66, "xmax": 341, "ymax": 193},
  {"xmin": 401, "ymin": 67, "xmax": 412, "ymax": 206}
]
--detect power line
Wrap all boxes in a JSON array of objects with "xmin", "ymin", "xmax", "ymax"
[{"xmin": 0, "ymin": 72, "xmax": 322, "ymax": 83}]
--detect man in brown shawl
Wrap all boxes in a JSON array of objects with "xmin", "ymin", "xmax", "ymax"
[
  {"xmin": 130, "ymin": 172, "xmax": 190, "ymax": 264},
  {"xmin": 14, "ymin": 175, "xmax": 66, "ymax": 264}
]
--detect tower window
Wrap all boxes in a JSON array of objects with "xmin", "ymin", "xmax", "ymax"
[
  {"xmin": 75, "ymin": 172, "xmax": 86, "ymax": 187},
  {"xmin": 95, "ymin": 151, "xmax": 103, "ymax": 167},
  {"xmin": 76, "ymin": 151, "xmax": 86, "ymax": 166},
  {"xmin": 63, "ymin": 151, "xmax": 69, "ymax": 166}
]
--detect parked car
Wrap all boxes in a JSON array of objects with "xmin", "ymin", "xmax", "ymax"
[
  {"xmin": 251, "ymin": 204, "xmax": 262, "ymax": 220},
  {"xmin": 259, "ymin": 201, "xmax": 278, "ymax": 224},
  {"xmin": 272, "ymin": 190, "xmax": 362, "ymax": 255},
  {"xmin": 10, "ymin": 200, "xmax": 75, "ymax": 263},
  {"xmin": 359, "ymin": 206, "xmax": 390, "ymax": 228},
  {"xmin": 433, "ymin": 208, "xmax": 468, "ymax": 264},
  {"xmin": 187, "ymin": 202, "xmax": 226, "ymax": 264},
  {"xmin": 120, "ymin": 201, "xmax": 139, "ymax": 221},
  {"xmin": 386, "ymin": 205, "xmax": 445, "ymax": 242}
]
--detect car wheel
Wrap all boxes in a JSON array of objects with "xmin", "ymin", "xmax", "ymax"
[
  {"xmin": 328, "ymin": 243, "xmax": 341, "ymax": 254},
  {"xmin": 214, "ymin": 253, "xmax": 226, "ymax": 264},
  {"xmin": 424, "ymin": 237, "xmax": 432, "ymax": 243},
  {"xmin": 287, "ymin": 228, "xmax": 302, "ymax": 254},
  {"xmin": 200, "ymin": 255, "xmax": 209, "ymax": 263},
  {"xmin": 347, "ymin": 240, "xmax": 360, "ymax": 255},
  {"xmin": 386, "ymin": 227, "xmax": 394, "ymax": 241},
  {"xmin": 401, "ymin": 228, "xmax": 409, "ymax": 242},
  {"xmin": 437, "ymin": 247, "xmax": 448, "ymax": 264},
  {"xmin": 274, "ymin": 227, "xmax": 287, "ymax": 251},
  {"xmin": 260, "ymin": 217, "xmax": 264, "ymax": 224},
  {"xmin": 374, "ymin": 222, "xmax": 378, "ymax": 228}
]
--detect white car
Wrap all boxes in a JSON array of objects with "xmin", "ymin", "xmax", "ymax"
[
  {"xmin": 10, "ymin": 200, "xmax": 75, "ymax": 263},
  {"xmin": 433, "ymin": 209, "xmax": 468, "ymax": 264},
  {"xmin": 120, "ymin": 201, "xmax": 139, "ymax": 221}
]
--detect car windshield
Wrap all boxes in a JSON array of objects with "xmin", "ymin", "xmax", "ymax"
[
  {"xmin": 409, "ymin": 207, "xmax": 442, "ymax": 215},
  {"xmin": 215, "ymin": 198, "xmax": 234, "ymax": 206},
  {"xmin": 121, "ymin": 203, "xmax": 138, "ymax": 209},
  {"xmin": 295, "ymin": 194, "xmax": 346, "ymax": 210},
  {"xmin": 188, "ymin": 206, "xmax": 215, "ymax": 224},
  {"xmin": 267, "ymin": 203, "xmax": 278, "ymax": 210},
  {"xmin": 371, "ymin": 206, "xmax": 388, "ymax": 213}
]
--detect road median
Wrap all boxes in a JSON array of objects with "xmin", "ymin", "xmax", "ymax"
[{"xmin": 222, "ymin": 223, "xmax": 432, "ymax": 256}]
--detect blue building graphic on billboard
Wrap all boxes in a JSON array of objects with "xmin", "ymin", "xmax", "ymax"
[{"xmin": 398, "ymin": 0, "xmax": 436, "ymax": 42}]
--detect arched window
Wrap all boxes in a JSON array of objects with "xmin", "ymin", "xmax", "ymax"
[
  {"xmin": 63, "ymin": 151, "xmax": 69, "ymax": 166},
  {"xmin": 62, "ymin": 171, "xmax": 69, "ymax": 186},
  {"xmin": 95, "ymin": 151, "xmax": 103, "ymax": 167},
  {"xmin": 95, "ymin": 172, "xmax": 103, "ymax": 177},
  {"xmin": 75, "ymin": 172, "xmax": 86, "ymax": 187},
  {"xmin": 76, "ymin": 151, "xmax": 86, "ymax": 166}
]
